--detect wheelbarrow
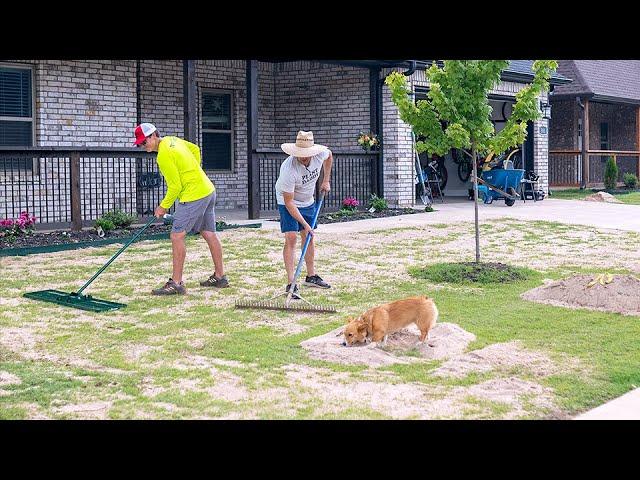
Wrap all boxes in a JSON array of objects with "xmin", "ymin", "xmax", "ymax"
[{"xmin": 474, "ymin": 168, "xmax": 524, "ymax": 206}]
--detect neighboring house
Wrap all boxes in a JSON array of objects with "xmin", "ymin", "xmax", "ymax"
[
  {"xmin": 549, "ymin": 60, "xmax": 640, "ymax": 187},
  {"xmin": 0, "ymin": 59, "xmax": 569, "ymax": 229}
]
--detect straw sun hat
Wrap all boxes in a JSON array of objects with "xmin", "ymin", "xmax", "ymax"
[{"xmin": 281, "ymin": 130, "xmax": 328, "ymax": 157}]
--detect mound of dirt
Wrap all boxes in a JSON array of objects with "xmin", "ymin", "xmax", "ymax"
[
  {"xmin": 522, "ymin": 274, "xmax": 640, "ymax": 316},
  {"xmin": 583, "ymin": 192, "xmax": 622, "ymax": 203},
  {"xmin": 300, "ymin": 322, "xmax": 476, "ymax": 367}
]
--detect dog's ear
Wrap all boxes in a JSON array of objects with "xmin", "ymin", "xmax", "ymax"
[
  {"xmin": 357, "ymin": 321, "xmax": 368, "ymax": 332},
  {"xmin": 345, "ymin": 317, "xmax": 353, "ymax": 324}
]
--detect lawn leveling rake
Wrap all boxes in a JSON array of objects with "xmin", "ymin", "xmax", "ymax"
[
  {"xmin": 235, "ymin": 192, "xmax": 337, "ymax": 313},
  {"xmin": 23, "ymin": 215, "xmax": 161, "ymax": 312}
]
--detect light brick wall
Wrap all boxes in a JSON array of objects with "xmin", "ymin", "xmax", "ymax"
[
  {"xmin": 9, "ymin": 59, "xmax": 137, "ymax": 146},
  {"xmin": 1, "ymin": 60, "xmax": 138, "ymax": 221},
  {"xmin": 382, "ymin": 80, "xmax": 415, "ymax": 207},
  {"xmin": 273, "ymin": 62, "xmax": 370, "ymax": 150}
]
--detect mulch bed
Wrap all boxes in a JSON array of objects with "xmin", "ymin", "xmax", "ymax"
[
  {"xmin": 1, "ymin": 223, "xmax": 173, "ymax": 250},
  {"xmin": 2, "ymin": 208, "xmax": 422, "ymax": 252},
  {"xmin": 270, "ymin": 208, "xmax": 423, "ymax": 225}
]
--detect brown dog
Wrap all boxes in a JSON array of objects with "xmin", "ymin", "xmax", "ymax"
[{"xmin": 343, "ymin": 296, "xmax": 438, "ymax": 347}]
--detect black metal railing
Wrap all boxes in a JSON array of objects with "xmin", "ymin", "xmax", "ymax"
[
  {"xmin": 0, "ymin": 147, "xmax": 161, "ymax": 230},
  {"xmin": 256, "ymin": 149, "xmax": 379, "ymax": 212},
  {"xmin": 549, "ymin": 150, "xmax": 640, "ymax": 187},
  {"xmin": 549, "ymin": 151, "xmax": 582, "ymax": 186}
]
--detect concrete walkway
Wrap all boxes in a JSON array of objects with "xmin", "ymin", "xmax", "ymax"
[
  {"xmin": 217, "ymin": 197, "xmax": 640, "ymax": 233},
  {"xmin": 235, "ymin": 197, "xmax": 640, "ymax": 234},
  {"xmin": 575, "ymin": 388, "xmax": 640, "ymax": 420}
]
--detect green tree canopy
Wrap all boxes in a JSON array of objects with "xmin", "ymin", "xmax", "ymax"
[{"xmin": 385, "ymin": 60, "xmax": 558, "ymax": 157}]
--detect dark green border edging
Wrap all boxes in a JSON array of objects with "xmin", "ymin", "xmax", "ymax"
[{"xmin": 0, "ymin": 223, "xmax": 262, "ymax": 257}]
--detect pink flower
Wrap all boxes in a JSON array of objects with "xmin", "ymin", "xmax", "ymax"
[{"xmin": 342, "ymin": 196, "xmax": 360, "ymax": 208}]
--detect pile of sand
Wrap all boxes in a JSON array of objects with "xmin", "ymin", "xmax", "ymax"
[
  {"xmin": 522, "ymin": 274, "xmax": 640, "ymax": 316},
  {"xmin": 583, "ymin": 192, "xmax": 622, "ymax": 203},
  {"xmin": 300, "ymin": 322, "xmax": 476, "ymax": 367}
]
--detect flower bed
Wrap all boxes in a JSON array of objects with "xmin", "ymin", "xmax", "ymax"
[
  {"xmin": 270, "ymin": 207, "xmax": 423, "ymax": 225},
  {"xmin": 0, "ymin": 221, "xmax": 261, "ymax": 256}
]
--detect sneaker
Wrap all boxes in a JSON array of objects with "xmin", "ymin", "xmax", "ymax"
[
  {"xmin": 152, "ymin": 278, "xmax": 186, "ymax": 295},
  {"xmin": 285, "ymin": 283, "xmax": 301, "ymax": 300},
  {"xmin": 199, "ymin": 274, "xmax": 229, "ymax": 288},
  {"xmin": 304, "ymin": 274, "xmax": 331, "ymax": 289}
]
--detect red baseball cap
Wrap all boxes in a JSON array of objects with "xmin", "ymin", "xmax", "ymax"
[{"xmin": 134, "ymin": 123, "xmax": 157, "ymax": 145}]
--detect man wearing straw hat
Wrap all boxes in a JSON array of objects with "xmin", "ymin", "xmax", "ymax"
[{"xmin": 275, "ymin": 131, "xmax": 333, "ymax": 299}]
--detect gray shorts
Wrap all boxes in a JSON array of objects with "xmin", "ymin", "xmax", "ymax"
[{"xmin": 171, "ymin": 191, "xmax": 217, "ymax": 234}]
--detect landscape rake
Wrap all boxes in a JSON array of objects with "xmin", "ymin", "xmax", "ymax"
[
  {"xmin": 235, "ymin": 192, "xmax": 336, "ymax": 314},
  {"xmin": 23, "ymin": 216, "xmax": 159, "ymax": 312}
]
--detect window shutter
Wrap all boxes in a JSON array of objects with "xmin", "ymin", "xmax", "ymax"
[{"xmin": 0, "ymin": 67, "xmax": 32, "ymax": 117}]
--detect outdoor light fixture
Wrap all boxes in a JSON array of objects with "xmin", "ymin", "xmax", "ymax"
[{"xmin": 539, "ymin": 100, "xmax": 552, "ymax": 120}]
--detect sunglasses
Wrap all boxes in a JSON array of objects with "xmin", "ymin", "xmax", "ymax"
[{"xmin": 138, "ymin": 136, "xmax": 151, "ymax": 147}]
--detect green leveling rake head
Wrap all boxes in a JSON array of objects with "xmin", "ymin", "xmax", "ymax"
[
  {"xmin": 23, "ymin": 290, "xmax": 126, "ymax": 313},
  {"xmin": 23, "ymin": 216, "xmax": 159, "ymax": 313}
]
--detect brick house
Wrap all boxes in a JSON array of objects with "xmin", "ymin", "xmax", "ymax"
[
  {"xmin": 0, "ymin": 59, "xmax": 569, "ymax": 229},
  {"xmin": 549, "ymin": 60, "xmax": 640, "ymax": 187}
]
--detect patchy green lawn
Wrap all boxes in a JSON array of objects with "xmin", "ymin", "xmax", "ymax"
[
  {"xmin": 1, "ymin": 217, "xmax": 640, "ymax": 419},
  {"xmin": 550, "ymin": 188, "xmax": 640, "ymax": 205}
]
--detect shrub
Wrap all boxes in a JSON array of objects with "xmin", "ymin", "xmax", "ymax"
[
  {"xmin": 603, "ymin": 157, "xmax": 619, "ymax": 191},
  {"xmin": 368, "ymin": 194, "xmax": 388, "ymax": 212},
  {"xmin": 95, "ymin": 218, "xmax": 116, "ymax": 232},
  {"xmin": 623, "ymin": 172, "xmax": 638, "ymax": 189},
  {"xmin": 96, "ymin": 209, "xmax": 136, "ymax": 230}
]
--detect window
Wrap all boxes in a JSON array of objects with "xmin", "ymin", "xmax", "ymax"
[
  {"xmin": 0, "ymin": 64, "xmax": 34, "ymax": 147},
  {"xmin": 201, "ymin": 90, "xmax": 233, "ymax": 171},
  {"xmin": 577, "ymin": 118, "xmax": 582, "ymax": 150},
  {"xmin": 600, "ymin": 122, "xmax": 609, "ymax": 150}
]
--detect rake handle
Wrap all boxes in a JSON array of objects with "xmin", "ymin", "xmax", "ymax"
[
  {"xmin": 286, "ymin": 192, "xmax": 325, "ymax": 306},
  {"xmin": 75, "ymin": 215, "xmax": 158, "ymax": 296}
]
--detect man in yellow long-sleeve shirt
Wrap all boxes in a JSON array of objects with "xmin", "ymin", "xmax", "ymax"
[{"xmin": 134, "ymin": 123, "xmax": 228, "ymax": 295}]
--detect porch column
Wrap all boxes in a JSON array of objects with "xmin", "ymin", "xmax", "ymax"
[
  {"xmin": 370, "ymin": 67, "xmax": 382, "ymax": 196},
  {"xmin": 533, "ymin": 92, "xmax": 550, "ymax": 193},
  {"xmin": 246, "ymin": 60, "xmax": 260, "ymax": 220},
  {"xmin": 582, "ymin": 99, "xmax": 590, "ymax": 188},
  {"xmin": 637, "ymin": 105, "xmax": 640, "ymax": 177},
  {"xmin": 377, "ymin": 72, "xmax": 385, "ymax": 198},
  {"xmin": 183, "ymin": 60, "xmax": 197, "ymax": 142},
  {"xmin": 382, "ymin": 79, "xmax": 413, "ymax": 207}
]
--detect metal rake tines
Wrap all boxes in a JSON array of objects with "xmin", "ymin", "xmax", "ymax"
[{"xmin": 234, "ymin": 299, "xmax": 337, "ymax": 313}]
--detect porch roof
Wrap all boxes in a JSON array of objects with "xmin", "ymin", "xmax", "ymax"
[
  {"xmin": 298, "ymin": 60, "xmax": 572, "ymax": 85},
  {"xmin": 550, "ymin": 60, "xmax": 640, "ymax": 105}
]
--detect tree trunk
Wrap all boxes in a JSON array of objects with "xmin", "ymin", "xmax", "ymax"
[{"xmin": 472, "ymin": 145, "xmax": 480, "ymax": 263}]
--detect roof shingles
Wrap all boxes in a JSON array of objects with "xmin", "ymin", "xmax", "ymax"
[{"xmin": 552, "ymin": 60, "xmax": 640, "ymax": 103}]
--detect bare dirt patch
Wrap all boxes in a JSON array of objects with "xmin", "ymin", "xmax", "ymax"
[
  {"xmin": 432, "ymin": 341, "xmax": 563, "ymax": 378},
  {"xmin": 521, "ymin": 274, "xmax": 640, "ymax": 316},
  {"xmin": 301, "ymin": 323, "xmax": 475, "ymax": 367},
  {"xmin": 51, "ymin": 400, "xmax": 113, "ymax": 419},
  {"xmin": 0, "ymin": 370, "xmax": 21, "ymax": 396},
  {"xmin": 280, "ymin": 364, "xmax": 555, "ymax": 419},
  {"xmin": 463, "ymin": 377, "xmax": 556, "ymax": 417},
  {"xmin": 0, "ymin": 371, "xmax": 21, "ymax": 387}
]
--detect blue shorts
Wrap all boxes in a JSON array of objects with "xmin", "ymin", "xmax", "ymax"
[{"xmin": 278, "ymin": 203, "xmax": 318, "ymax": 233}]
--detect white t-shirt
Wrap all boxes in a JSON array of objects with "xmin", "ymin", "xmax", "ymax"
[{"xmin": 275, "ymin": 150, "xmax": 330, "ymax": 207}]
